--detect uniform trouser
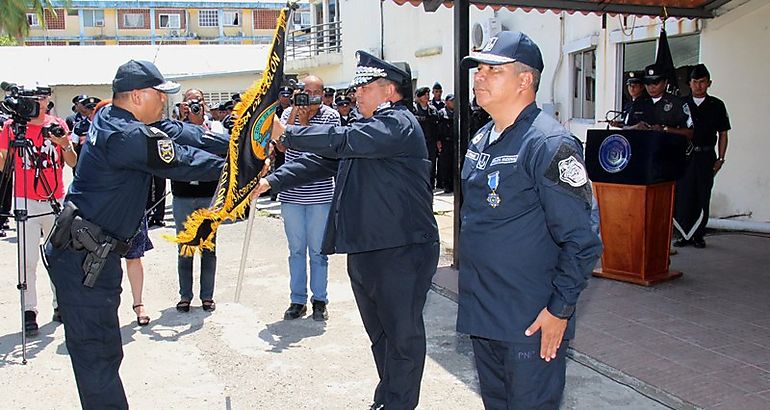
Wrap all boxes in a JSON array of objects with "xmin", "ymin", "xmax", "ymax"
[
  {"xmin": 16, "ymin": 198, "xmax": 58, "ymax": 312},
  {"xmin": 471, "ymin": 337, "xmax": 567, "ymax": 410},
  {"xmin": 45, "ymin": 244, "xmax": 128, "ymax": 410},
  {"xmin": 347, "ymin": 241, "xmax": 439, "ymax": 410},
  {"xmin": 146, "ymin": 176, "xmax": 167, "ymax": 222},
  {"xmin": 173, "ymin": 196, "xmax": 217, "ymax": 301},
  {"xmin": 436, "ymin": 144, "xmax": 454, "ymax": 191},
  {"xmin": 427, "ymin": 144, "xmax": 438, "ymax": 189},
  {"xmin": 674, "ymin": 151, "xmax": 715, "ymax": 241}
]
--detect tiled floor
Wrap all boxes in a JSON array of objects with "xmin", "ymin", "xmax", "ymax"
[{"xmin": 572, "ymin": 232, "xmax": 770, "ymax": 409}]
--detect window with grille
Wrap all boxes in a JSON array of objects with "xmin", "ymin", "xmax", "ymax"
[
  {"xmin": 572, "ymin": 49, "xmax": 596, "ymax": 120},
  {"xmin": 83, "ymin": 10, "xmax": 105, "ymax": 27},
  {"xmin": 123, "ymin": 13, "xmax": 145, "ymax": 28},
  {"xmin": 27, "ymin": 13, "xmax": 40, "ymax": 27},
  {"xmin": 223, "ymin": 11, "xmax": 240, "ymax": 26},
  {"xmin": 199, "ymin": 10, "xmax": 219, "ymax": 27},
  {"xmin": 203, "ymin": 92, "xmax": 239, "ymax": 107},
  {"xmin": 159, "ymin": 13, "xmax": 181, "ymax": 29}
]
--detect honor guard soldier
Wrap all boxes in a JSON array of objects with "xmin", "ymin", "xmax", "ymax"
[
  {"xmin": 458, "ymin": 31, "xmax": 603, "ymax": 409},
  {"xmin": 673, "ymin": 64, "xmax": 730, "ymax": 248},
  {"xmin": 414, "ymin": 86, "xmax": 440, "ymax": 189},
  {"xmin": 626, "ymin": 63, "xmax": 694, "ymax": 140},
  {"xmin": 254, "ymin": 50, "xmax": 439, "ymax": 410},
  {"xmin": 322, "ymin": 86, "xmax": 336, "ymax": 107},
  {"xmin": 45, "ymin": 60, "xmax": 225, "ymax": 410},
  {"xmin": 335, "ymin": 95, "xmax": 356, "ymax": 126}
]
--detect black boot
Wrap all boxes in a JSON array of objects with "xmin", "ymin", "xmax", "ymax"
[
  {"xmin": 24, "ymin": 310, "xmax": 39, "ymax": 336},
  {"xmin": 312, "ymin": 300, "xmax": 328, "ymax": 321},
  {"xmin": 283, "ymin": 303, "xmax": 306, "ymax": 320}
]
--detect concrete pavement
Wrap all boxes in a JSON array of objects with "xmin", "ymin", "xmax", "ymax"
[{"xmin": 0, "ymin": 195, "xmax": 674, "ymax": 409}]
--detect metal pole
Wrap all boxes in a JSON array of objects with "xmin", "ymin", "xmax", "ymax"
[
  {"xmin": 452, "ymin": 0, "xmax": 470, "ymax": 268},
  {"xmin": 234, "ymin": 197, "xmax": 258, "ymax": 303}
]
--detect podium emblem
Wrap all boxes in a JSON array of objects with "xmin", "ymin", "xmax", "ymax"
[{"xmin": 599, "ymin": 134, "xmax": 631, "ymax": 173}]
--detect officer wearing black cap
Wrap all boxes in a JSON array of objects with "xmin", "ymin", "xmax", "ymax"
[
  {"xmin": 65, "ymin": 94, "xmax": 89, "ymax": 131},
  {"xmin": 436, "ymin": 94, "xmax": 455, "ymax": 193},
  {"xmin": 414, "ymin": 86, "xmax": 440, "ymax": 189},
  {"xmin": 459, "ymin": 31, "xmax": 602, "ymax": 408},
  {"xmin": 334, "ymin": 95, "xmax": 356, "ymax": 126},
  {"xmin": 625, "ymin": 63, "xmax": 694, "ymax": 140},
  {"xmin": 673, "ymin": 63, "xmax": 731, "ymax": 248},
  {"xmin": 254, "ymin": 50, "xmax": 439, "ymax": 410},
  {"xmin": 615, "ymin": 70, "xmax": 647, "ymax": 127},
  {"xmin": 322, "ymin": 86, "xmax": 335, "ymax": 107},
  {"xmin": 45, "ymin": 59, "xmax": 225, "ymax": 410},
  {"xmin": 430, "ymin": 81, "xmax": 445, "ymax": 111},
  {"xmin": 277, "ymin": 85, "xmax": 294, "ymax": 118}
]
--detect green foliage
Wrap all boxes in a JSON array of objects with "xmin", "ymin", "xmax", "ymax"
[
  {"xmin": 0, "ymin": 35, "xmax": 18, "ymax": 46},
  {"xmin": 0, "ymin": 0, "xmax": 71, "ymax": 40}
]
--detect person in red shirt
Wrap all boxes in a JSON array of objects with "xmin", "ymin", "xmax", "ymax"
[{"xmin": 0, "ymin": 93, "xmax": 77, "ymax": 335}]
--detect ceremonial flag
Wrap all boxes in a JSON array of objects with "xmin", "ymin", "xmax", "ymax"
[
  {"xmin": 171, "ymin": 5, "xmax": 292, "ymax": 256},
  {"xmin": 655, "ymin": 28, "xmax": 678, "ymax": 95}
]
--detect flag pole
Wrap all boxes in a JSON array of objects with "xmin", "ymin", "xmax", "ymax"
[
  {"xmin": 234, "ymin": 196, "xmax": 259, "ymax": 303},
  {"xmin": 234, "ymin": 2, "xmax": 297, "ymax": 303}
]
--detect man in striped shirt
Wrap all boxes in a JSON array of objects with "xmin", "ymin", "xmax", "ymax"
[{"xmin": 276, "ymin": 75, "xmax": 341, "ymax": 321}]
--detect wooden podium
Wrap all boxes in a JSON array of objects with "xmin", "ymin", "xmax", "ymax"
[{"xmin": 585, "ymin": 130, "xmax": 688, "ymax": 286}]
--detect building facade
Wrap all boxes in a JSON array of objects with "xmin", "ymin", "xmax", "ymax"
[{"xmin": 23, "ymin": 0, "xmax": 312, "ymax": 46}]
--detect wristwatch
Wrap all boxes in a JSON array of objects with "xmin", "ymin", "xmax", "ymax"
[{"xmin": 717, "ymin": 157, "xmax": 725, "ymax": 163}]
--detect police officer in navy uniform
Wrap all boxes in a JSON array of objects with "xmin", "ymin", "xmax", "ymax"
[
  {"xmin": 626, "ymin": 63, "xmax": 694, "ymax": 140},
  {"xmin": 614, "ymin": 70, "xmax": 647, "ymax": 127},
  {"xmin": 45, "ymin": 60, "xmax": 225, "ymax": 410},
  {"xmin": 253, "ymin": 51, "xmax": 439, "ymax": 410},
  {"xmin": 458, "ymin": 31, "xmax": 603, "ymax": 409},
  {"xmin": 673, "ymin": 64, "xmax": 730, "ymax": 248}
]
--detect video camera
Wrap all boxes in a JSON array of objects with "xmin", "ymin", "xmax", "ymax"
[
  {"xmin": 293, "ymin": 92, "xmax": 321, "ymax": 107},
  {"xmin": 0, "ymin": 82, "xmax": 51, "ymax": 121}
]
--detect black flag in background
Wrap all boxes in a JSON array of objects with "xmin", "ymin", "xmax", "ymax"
[{"xmin": 655, "ymin": 28, "xmax": 678, "ymax": 95}]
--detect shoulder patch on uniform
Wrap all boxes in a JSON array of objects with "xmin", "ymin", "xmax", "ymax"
[
  {"xmin": 146, "ymin": 126, "xmax": 170, "ymax": 139},
  {"xmin": 157, "ymin": 139, "xmax": 175, "ymax": 164},
  {"xmin": 544, "ymin": 142, "xmax": 592, "ymax": 203}
]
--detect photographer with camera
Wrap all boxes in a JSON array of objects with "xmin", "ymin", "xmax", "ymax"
[
  {"xmin": 171, "ymin": 88, "xmax": 224, "ymax": 313},
  {"xmin": 275, "ymin": 75, "xmax": 340, "ymax": 321},
  {"xmin": 0, "ymin": 90, "xmax": 77, "ymax": 334}
]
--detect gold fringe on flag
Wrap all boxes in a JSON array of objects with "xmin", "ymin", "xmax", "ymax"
[{"xmin": 167, "ymin": 5, "xmax": 292, "ymax": 256}]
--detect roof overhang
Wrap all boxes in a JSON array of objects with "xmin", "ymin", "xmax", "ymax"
[{"xmin": 392, "ymin": 0, "xmax": 734, "ymax": 19}]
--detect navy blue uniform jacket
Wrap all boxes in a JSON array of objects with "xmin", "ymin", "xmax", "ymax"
[
  {"xmin": 265, "ymin": 102, "xmax": 438, "ymax": 255},
  {"xmin": 457, "ymin": 103, "xmax": 602, "ymax": 344},
  {"xmin": 67, "ymin": 105, "xmax": 225, "ymax": 241}
]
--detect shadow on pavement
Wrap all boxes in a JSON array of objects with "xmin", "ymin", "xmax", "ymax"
[
  {"xmin": 0, "ymin": 320, "xmax": 60, "ymax": 367},
  {"xmin": 120, "ymin": 307, "xmax": 207, "ymax": 345},
  {"xmin": 258, "ymin": 318, "xmax": 326, "ymax": 353}
]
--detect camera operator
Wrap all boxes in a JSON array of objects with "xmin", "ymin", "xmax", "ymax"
[
  {"xmin": 171, "ymin": 89, "xmax": 223, "ymax": 313},
  {"xmin": 0, "ymin": 92, "xmax": 77, "ymax": 334}
]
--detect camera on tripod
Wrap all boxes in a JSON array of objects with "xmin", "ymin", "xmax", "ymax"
[
  {"xmin": 293, "ymin": 92, "xmax": 321, "ymax": 107},
  {"xmin": 0, "ymin": 82, "xmax": 52, "ymax": 121}
]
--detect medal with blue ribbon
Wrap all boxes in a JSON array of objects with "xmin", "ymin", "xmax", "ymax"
[{"xmin": 487, "ymin": 171, "xmax": 501, "ymax": 208}]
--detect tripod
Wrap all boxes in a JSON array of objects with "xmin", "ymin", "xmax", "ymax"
[{"xmin": 0, "ymin": 116, "xmax": 63, "ymax": 365}]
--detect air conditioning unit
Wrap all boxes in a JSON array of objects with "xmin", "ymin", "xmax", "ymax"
[
  {"xmin": 94, "ymin": 20, "xmax": 105, "ymax": 27},
  {"xmin": 471, "ymin": 18, "xmax": 503, "ymax": 50}
]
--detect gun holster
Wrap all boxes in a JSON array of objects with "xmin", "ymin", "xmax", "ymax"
[{"xmin": 48, "ymin": 201, "xmax": 131, "ymax": 288}]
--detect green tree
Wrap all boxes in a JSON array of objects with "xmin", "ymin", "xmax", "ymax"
[{"xmin": 0, "ymin": 0, "xmax": 70, "ymax": 40}]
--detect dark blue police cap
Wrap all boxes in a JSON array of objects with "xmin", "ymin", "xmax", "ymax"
[
  {"xmin": 279, "ymin": 86, "xmax": 294, "ymax": 96},
  {"xmin": 690, "ymin": 63, "xmax": 710, "ymax": 80},
  {"xmin": 415, "ymin": 87, "xmax": 430, "ymax": 97},
  {"xmin": 335, "ymin": 95, "xmax": 351, "ymax": 105},
  {"xmin": 433, "ymin": 82, "xmax": 442, "ymax": 90},
  {"xmin": 643, "ymin": 64, "xmax": 668, "ymax": 83},
  {"xmin": 323, "ymin": 87, "xmax": 335, "ymax": 96},
  {"xmin": 445, "ymin": 93, "xmax": 455, "ymax": 101},
  {"xmin": 626, "ymin": 70, "xmax": 644, "ymax": 85},
  {"xmin": 72, "ymin": 94, "xmax": 88, "ymax": 104},
  {"xmin": 112, "ymin": 60, "xmax": 180, "ymax": 94},
  {"xmin": 350, "ymin": 50, "xmax": 411, "ymax": 89},
  {"xmin": 460, "ymin": 31, "xmax": 544, "ymax": 72},
  {"xmin": 81, "ymin": 96, "xmax": 102, "ymax": 109}
]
